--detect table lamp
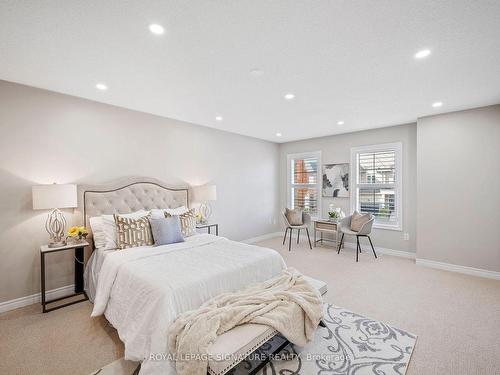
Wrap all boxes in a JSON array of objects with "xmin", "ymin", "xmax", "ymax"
[
  {"xmin": 193, "ymin": 185, "xmax": 217, "ymax": 224},
  {"xmin": 32, "ymin": 183, "xmax": 77, "ymax": 248}
]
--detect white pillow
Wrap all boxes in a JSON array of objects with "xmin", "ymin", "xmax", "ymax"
[
  {"xmin": 89, "ymin": 216, "xmax": 107, "ymax": 249},
  {"xmin": 150, "ymin": 206, "xmax": 188, "ymax": 219},
  {"xmin": 101, "ymin": 210, "xmax": 149, "ymax": 250}
]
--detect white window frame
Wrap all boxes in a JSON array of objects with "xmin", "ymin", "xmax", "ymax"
[
  {"xmin": 350, "ymin": 142, "xmax": 402, "ymax": 231},
  {"xmin": 286, "ymin": 151, "xmax": 322, "ymax": 219}
]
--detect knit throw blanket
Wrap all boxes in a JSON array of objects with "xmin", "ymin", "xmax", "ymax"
[{"xmin": 167, "ymin": 268, "xmax": 323, "ymax": 375}]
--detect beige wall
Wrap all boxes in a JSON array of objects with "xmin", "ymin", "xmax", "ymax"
[
  {"xmin": 279, "ymin": 124, "xmax": 417, "ymax": 253},
  {"xmin": 417, "ymin": 105, "xmax": 500, "ymax": 271},
  {"xmin": 0, "ymin": 80, "xmax": 281, "ymax": 303}
]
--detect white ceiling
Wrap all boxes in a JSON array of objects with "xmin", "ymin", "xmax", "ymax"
[{"xmin": 1, "ymin": 1, "xmax": 500, "ymax": 143}]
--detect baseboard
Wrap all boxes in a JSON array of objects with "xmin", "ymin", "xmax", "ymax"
[
  {"xmin": 0, "ymin": 284, "xmax": 75, "ymax": 314},
  {"xmin": 416, "ymin": 258, "xmax": 500, "ymax": 280},
  {"xmin": 242, "ymin": 232, "xmax": 282, "ymax": 244},
  {"xmin": 342, "ymin": 242, "xmax": 416, "ymax": 259}
]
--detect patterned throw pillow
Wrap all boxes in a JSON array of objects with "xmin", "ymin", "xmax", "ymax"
[
  {"xmin": 165, "ymin": 208, "xmax": 197, "ymax": 237},
  {"xmin": 114, "ymin": 214, "xmax": 154, "ymax": 249},
  {"xmin": 350, "ymin": 211, "xmax": 372, "ymax": 232},
  {"xmin": 285, "ymin": 208, "xmax": 303, "ymax": 225}
]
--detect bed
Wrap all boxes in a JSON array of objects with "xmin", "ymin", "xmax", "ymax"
[{"xmin": 79, "ymin": 177, "xmax": 287, "ymax": 375}]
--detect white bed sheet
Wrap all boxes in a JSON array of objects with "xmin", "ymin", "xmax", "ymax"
[{"xmin": 90, "ymin": 234, "xmax": 286, "ymax": 375}]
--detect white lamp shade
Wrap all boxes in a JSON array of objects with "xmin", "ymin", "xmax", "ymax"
[
  {"xmin": 193, "ymin": 185, "xmax": 217, "ymax": 202},
  {"xmin": 32, "ymin": 184, "xmax": 77, "ymax": 210}
]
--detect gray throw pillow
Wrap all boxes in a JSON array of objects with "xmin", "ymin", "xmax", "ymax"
[
  {"xmin": 149, "ymin": 216, "xmax": 185, "ymax": 246},
  {"xmin": 285, "ymin": 208, "xmax": 303, "ymax": 225}
]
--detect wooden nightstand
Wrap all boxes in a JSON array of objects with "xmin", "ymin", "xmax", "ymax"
[
  {"xmin": 40, "ymin": 241, "xmax": 89, "ymax": 313},
  {"xmin": 196, "ymin": 223, "xmax": 219, "ymax": 235}
]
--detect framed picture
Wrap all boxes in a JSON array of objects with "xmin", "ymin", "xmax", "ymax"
[{"xmin": 322, "ymin": 163, "xmax": 349, "ymax": 198}]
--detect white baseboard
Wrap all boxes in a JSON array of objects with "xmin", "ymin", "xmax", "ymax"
[
  {"xmin": 342, "ymin": 242, "xmax": 416, "ymax": 259},
  {"xmin": 416, "ymin": 258, "xmax": 500, "ymax": 280},
  {"xmin": 0, "ymin": 284, "xmax": 75, "ymax": 314},
  {"xmin": 242, "ymin": 232, "xmax": 282, "ymax": 244}
]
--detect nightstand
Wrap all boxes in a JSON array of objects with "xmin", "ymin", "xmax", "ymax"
[
  {"xmin": 196, "ymin": 223, "xmax": 219, "ymax": 235},
  {"xmin": 40, "ymin": 241, "xmax": 89, "ymax": 313}
]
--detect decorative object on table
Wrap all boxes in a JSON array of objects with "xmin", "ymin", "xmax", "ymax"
[
  {"xmin": 337, "ymin": 212, "xmax": 377, "ymax": 262},
  {"xmin": 327, "ymin": 204, "xmax": 345, "ymax": 221},
  {"xmin": 67, "ymin": 226, "xmax": 88, "ymax": 242},
  {"xmin": 32, "ymin": 183, "xmax": 77, "ymax": 248},
  {"xmin": 322, "ymin": 163, "xmax": 349, "ymax": 198},
  {"xmin": 193, "ymin": 184, "xmax": 217, "ymax": 224}
]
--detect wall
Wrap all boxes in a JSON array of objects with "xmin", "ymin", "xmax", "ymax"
[
  {"xmin": 0, "ymin": 80, "xmax": 280, "ymax": 303},
  {"xmin": 279, "ymin": 124, "xmax": 417, "ymax": 253},
  {"xmin": 417, "ymin": 105, "xmax": 500, "ymax": 272}
]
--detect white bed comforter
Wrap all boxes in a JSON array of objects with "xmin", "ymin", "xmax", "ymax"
[{"xmin": 91, "ymin": 234, "xmax": 286, "ymax": 375}]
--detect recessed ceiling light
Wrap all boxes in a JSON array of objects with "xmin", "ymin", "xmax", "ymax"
[
  {"xmin": 276, "ymin": 132, "xmax": 282, "ymax": 137},
  {"xmin": 415, "ymin": 49, "xmax": 431, "ymax": 59},
  {"xmin": 250, "ymin": 69, "xmax": 264, "ymax": 77},
  {"xmin": 149, "ymin": 24, "xmax": 165, "ymax": 35},
  {"xmin": 95, "ymin": 83, "xmax": 108, "ymax": 91},
  {"xmin": 215, "ymin": 116, "xmax": 223, "ymax": 121},
  {"xmin": 284, "ymin": 93, "xmax": 295, "ymax": 100},
  {"xmin": 337, "ymin": 120, "xmax": 344, "ymax": 125},
  {"xmin": 432, "ymin": 101, "xmax": 443, "ymax": 108}
]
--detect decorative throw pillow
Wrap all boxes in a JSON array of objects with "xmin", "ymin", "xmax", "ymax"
[
  {"xmin": 350, "ymin": 211, "xmax": 372, "ymax": 232},
  {"xmin": 285, "ymin": 208, "xmax": 303, "ymax": 225},
  {"xmin": 165, "ymin": 208, "xmax": 197, "ymax": 237},
  {"xmin": 101, "ymin": 210, "xmax": 149, "ymax": 249},
  {"xmin": 114, "ymin": 214, "xmax": 154, "ymax": 250},
  {"xmin": 149, "ymin": 216, "xmax": 184, "ymax": 246}
]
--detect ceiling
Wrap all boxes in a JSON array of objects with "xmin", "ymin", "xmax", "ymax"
[{"xmin": 1, "ymin": 1, "xmax": 500, "ymax": 143}]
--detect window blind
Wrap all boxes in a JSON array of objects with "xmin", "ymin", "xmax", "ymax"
[{"xmin": 290, "ymin": 155, "xmax": 319, "ymax": 215}]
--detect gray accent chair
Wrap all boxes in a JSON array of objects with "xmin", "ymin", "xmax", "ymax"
[
  {"xmin": 337, "ymin": 214, "xmax": 377, "ymax": 262},
  {"xmin": 282, "ymin": 210, "xmax": 312, "ymax": 251}
]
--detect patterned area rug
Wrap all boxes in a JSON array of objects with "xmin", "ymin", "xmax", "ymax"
[
  {"xmin": 229, "ymin": 304, "xmax": 417, "ymax": 375},
  {"xmin": 90, "ymin": 304, "xmax": 416, "ymax": 375}
]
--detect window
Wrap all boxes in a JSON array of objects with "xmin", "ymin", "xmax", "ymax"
[
  {"xmin": 350, "ymin": 143, "xmax": 402, "ymax": 230},
  {"xmin": 287, "ymin": 151, "xmax": 321, "ymax": 217}
]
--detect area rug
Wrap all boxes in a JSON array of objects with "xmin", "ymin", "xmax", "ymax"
[{"xmin": 90, "ymin": 304, "xmax": 417, "ymax": 375}]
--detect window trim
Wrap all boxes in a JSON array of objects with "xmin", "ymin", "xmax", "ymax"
[
  {"xmin": 350, "ymin": 142, "xmax": 403, "ymax": 231},
  {"xmin": 286, "ymin": 151, "xmax": 322, "ymax": 219}
]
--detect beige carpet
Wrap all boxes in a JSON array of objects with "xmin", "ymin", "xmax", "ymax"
[{"xmin": 1, "ymin": 236, "xmax": 499, "ymax": 374}]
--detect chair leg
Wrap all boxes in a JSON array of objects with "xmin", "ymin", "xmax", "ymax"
[
  {"xmin": 297, "ymin": 229, "xmax": 300, "ymax": 244},
  {"xmin": 288, "ymin": 228, "xmax": 293, "ymax": 251},
  {"xmin": 282, "ymin": 227, "xmax": 289, "ymax": 245},
  {"xmin": 337, "ymin": 233, "xmax": 344, "ymax": 254},
  {"xmin": 356, "ymin": 236, "xmax": 360, "ymax": 262},
  {"xmin": 368, "ymin": 236, "xmax": 377, "ymax": 259},
  {"xmin": 305, "ymin": 228, "xmax": 312, "ymax": 249}
]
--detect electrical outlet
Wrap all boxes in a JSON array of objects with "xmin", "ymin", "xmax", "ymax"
[{"xmin": 403, "ymin": 233, "xmax": 409, "ymax": 241}]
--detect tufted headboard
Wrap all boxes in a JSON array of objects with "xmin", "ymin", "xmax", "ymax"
[{"xmin": 77, "ymin": 177, "xmax": 189, "ymax": 248}]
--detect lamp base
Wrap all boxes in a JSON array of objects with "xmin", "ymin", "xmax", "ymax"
[
  {"xmin": 48, "ymin": 240, "xmax": 67, "ymax": 248},
  {"xmin": 45, "ymin": 208, "xmax": 67, "ymax": 248}
]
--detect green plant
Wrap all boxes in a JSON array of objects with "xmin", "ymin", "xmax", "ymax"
[{"xmin": 328, "ymin": 211, "xmax": 340, "ymax": 219}]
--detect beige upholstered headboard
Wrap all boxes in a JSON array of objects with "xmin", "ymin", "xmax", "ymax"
[{"xmin": 77, "ymin": 177, "xmax": 189, "ymax": 245}]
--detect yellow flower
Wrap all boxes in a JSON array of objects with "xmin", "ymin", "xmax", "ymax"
[
  {"xmin": 68, "ymin": 226, "xmax": 79, "ymax": 237},
  {"xmin": 78, "ymin": 226, "xmax": 88, "ymax": 235}
]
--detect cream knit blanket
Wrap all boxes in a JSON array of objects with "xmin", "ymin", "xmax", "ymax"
[{"xmin": 167, "ymin": 268, "xmax": 323, "ymax": 375}]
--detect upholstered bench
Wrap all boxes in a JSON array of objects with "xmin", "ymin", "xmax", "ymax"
[{"xmin": 207, "ymin": 276, "xmax": 328, "ymax": 375}]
